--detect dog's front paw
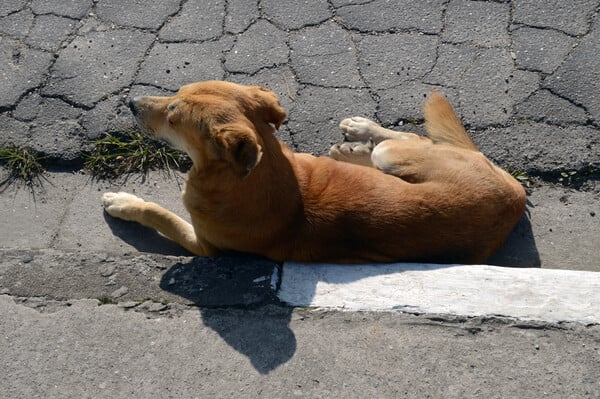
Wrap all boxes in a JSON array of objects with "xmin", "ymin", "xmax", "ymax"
[
  {"xmin": 339, "ymin": 116, "xmax": 381, "ymax": 142},
  {"xmin": 102, "ymin": 192, "xmax": 145, "ymax": 221}
]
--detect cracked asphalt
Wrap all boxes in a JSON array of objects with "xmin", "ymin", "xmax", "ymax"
[{"xmin": 1, "ymin": 0, "xmax": 599, "ymax": 397}]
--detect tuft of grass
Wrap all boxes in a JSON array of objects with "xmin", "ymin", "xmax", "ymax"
[
  {"xmin": 84, "ymin": 129, "xmax": 191, "ymax": 179},
  {"xmin": 97, "ymin": 297, "xmax": 116, "ymax": 305},
  {"xmin": 557, "ymin": 170, "xmax": 578, "ymax": 186},
  {"xmin": 555, "ymin": 168, "xmax": 598, "ymax": 188},
  {"xmin": 0, "ymin": 144, "xmax": 46, "ymax": 187},
  {"xmin": 511, "ymin": 171, "xmax": 531, "ymax": 188}
]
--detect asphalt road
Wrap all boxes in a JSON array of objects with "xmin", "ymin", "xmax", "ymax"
[{"xmin": 1, "ymin": 0, "xmax": 599, "ymax": 397}]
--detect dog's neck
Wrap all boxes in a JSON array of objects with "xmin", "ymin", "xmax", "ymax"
[
  {"xmin": 181, "ymin": 125, "xmax": 305, "ymax": 255},
  {"xmin": 183, "ymin": 124, "xmax": 303, "ymax": 218}
]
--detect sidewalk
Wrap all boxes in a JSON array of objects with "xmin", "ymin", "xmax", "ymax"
[{"xmin": 1, "ymin": 0, "xmax": 599, "ymax": 397}]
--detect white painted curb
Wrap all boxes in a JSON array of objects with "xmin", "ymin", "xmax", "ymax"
[{"xmin": 277, "ymin": 263, "xmax": 600, "ymax": 324}]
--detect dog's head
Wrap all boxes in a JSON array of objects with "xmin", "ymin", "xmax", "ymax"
[{"xmin": 128, "ymin": 81, "xmax": 286, "ymax": 177}]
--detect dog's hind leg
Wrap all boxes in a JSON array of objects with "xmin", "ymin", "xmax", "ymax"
[
  {"xmin": 339, "ymin": 117, "xmax": 427, "ymax": 144},
  {"xmin": 329, "ymin": 137, "xmax": 437, "ymax": 183},
  {"xmin": 330, "ymin": 117, "xmax": 431, "ymax": 166},
  {"xmin": 367, "ymin": 140, "xmax": 436, "ymax": 183},
  {"xmin": 329, "ymin": 140, "xmax": 375, "ymax": 166},
  {"xmin": 102, "ymin": 192, "xmax": 218, "ymax": 256},
  {"xmin": 370, "ymin": 138, "xmax": 485, "ymax": 184}
]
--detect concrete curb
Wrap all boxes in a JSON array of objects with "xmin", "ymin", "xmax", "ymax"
[{"xmin": 277, "ymin": 263, "xmax": 600, "ymax": 324}]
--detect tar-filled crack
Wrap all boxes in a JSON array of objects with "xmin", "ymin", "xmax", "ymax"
[
  {"xmin": 542, "ymin": 87, "xmax": 593, "ymax": 116},
  {"xmin": 1, "ymin": 6, "xmax": 28, "ymax": 19},
  {"xmin": 1, "ymin": 88, "xmax": 36, "ymax": 113},
  {"xmin": 226, "ymin": 63, "xmax": 292, "ymax": 80},
  {"xmin": 256, "ymin": 1, "xmax": 333, "ymax": 34},
  {"xmin": 512, "ymin": 81, "xmax": 592, "ymax": 120},
  {"xmin": 339, "ymin": 24, "xmax": 441, "ymax": 37},
  {"xmin": 507, "ymin": 0, "xmax": 516, "ymax": 48},
  {"xmin": 332, "ymin": 0, "xmax": 378, "ymax": 10},
  {"xmin": 348, "ymin": 29, "xmax": 378, "ymax": 104},
  {"xmin": 222, "ymin": 0, "xmax": 230, "ymax": 35},
  {"xmin": 510, "ymin": 22, "xmax": 588, "ymax": 39},
  {"xmin": 512, "ymin": 62, "xmax": 561, "ymax": 78},
  {"xmin": 133, "ymin": 81, "xmax": 177, "ymax": 94},
  {"xmin": 37, "ymin": 92, "xmax": 93, "ymax": 111}
]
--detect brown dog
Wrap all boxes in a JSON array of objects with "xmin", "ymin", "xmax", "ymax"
[{"xmin": 102, "ymin": 81, "xmax": 525, "ymax": 264}]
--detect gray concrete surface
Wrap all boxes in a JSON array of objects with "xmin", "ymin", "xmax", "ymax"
[
  {"xmin": 1, "ymin": 0, "xmax": 600, "ymax": 397},
  {"xmin": 1, "ymin": 295, "xmax": 599, "ymax": 398}
]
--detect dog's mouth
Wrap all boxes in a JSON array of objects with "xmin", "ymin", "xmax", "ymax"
[
  {"xmin": 128, "ymin": 97, "xmax": 146, "ymax": 127},
  {"xmin": 127, "ymin": 95, "xmax": 191, "ymax": 155},
  {"xmin": 128, "ymin": 96, "xmax": 158, "ymax": 138},
  {"xmin": 131, "ymin": 118, "xmax": 172, "ymax": 150},
  {"xmin": 130, "ymin": 113, "xmax": 153, "ymax": 137}
]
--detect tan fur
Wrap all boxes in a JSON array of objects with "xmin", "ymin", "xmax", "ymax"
[
  {"xmin": 102, "ymin": 81, "xmax": 526, "ymax": 264},
  {"xmin": 424, "ymin": 90, "xmax": 479, "ymax": 151}
]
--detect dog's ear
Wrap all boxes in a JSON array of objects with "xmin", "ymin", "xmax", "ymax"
[
  {"xmin": 214, "ymin": 124, "xmax": 263, "ymax": 178},
  {"xmin": 248, "ymin": 86, "xmax": 287, "ymax": 129}
]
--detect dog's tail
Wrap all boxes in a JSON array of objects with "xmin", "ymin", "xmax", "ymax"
[{"xmin": 423, "ymin": 90, "xmax": 479, "ymax": 151}]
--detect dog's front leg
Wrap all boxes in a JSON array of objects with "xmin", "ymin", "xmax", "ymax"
[{"xmin": 102, "ymin": 192, "xmax": 216, "ymax": 256}]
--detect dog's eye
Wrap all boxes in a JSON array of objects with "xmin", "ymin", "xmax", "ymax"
[{"xmin": 167, "ymin": 102, "xmax": 177, "ymax": 112}]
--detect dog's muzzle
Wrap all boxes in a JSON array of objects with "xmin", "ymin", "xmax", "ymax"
[{"xmin": 128, "ymin": 96, "xmax": 142, "ymax": 116}]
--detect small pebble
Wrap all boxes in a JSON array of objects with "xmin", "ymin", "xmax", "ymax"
[
  {"xmin": 148, "ymin": 302, "xmax": 168, "ymax": 312},
  {"xmin": 100, "ymin": 264, "xmax": 116, "ymax": 277}
]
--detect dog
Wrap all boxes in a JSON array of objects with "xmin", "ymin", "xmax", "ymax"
[{"xmin": 102, "ymin": 81, "xmax": 526, "ymax": 264}]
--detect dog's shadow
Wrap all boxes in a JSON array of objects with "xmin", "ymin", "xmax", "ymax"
[
  {"xmin": 486, "ymin": 204, "xmax": 541, "ymax": 267},
  {"xmin": 159, "ymin": 255, "xmax": 294, "ymax": 375},
  {"xmin": 104, "ymin": 213, "xmax": 295, "ymax": 374},
  {"xmin": 106, "ymin": 207, "xmax": 539, "ymax": 374},
  {"xmin": 103, "ymin": 213, "xmax": 195, "ymax": 256}
]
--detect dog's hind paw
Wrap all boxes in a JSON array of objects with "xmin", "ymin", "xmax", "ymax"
[
  {"xmin": 339, "ymin": 116, "xmax": 382, "ymax": 142},
  {"xmin": 329, "ymin": 141, "xmax": 374, "ymax": 167},
  {"xmin": 102, "ymin": 192, "xmax": 145, "ymax": 221}
]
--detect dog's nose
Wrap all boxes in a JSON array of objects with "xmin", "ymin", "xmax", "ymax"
[{"xmin": 128, "ymin": 96, "xmax": 142, "ymax": 115}]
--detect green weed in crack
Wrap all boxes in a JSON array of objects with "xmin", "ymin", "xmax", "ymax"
[
  {"xmin": 84, "ymin": 129, "xmax": 192, "ymax": 179},
  {"xmin": 510, "ymin": 170, "xmax": 532, "ymax": 188},
  {"xmin": 0, "ymin": 144, "xmax": 46, "ymax": 190},
  {"xmin": 97, "ymin": 297, "xmax": 117, "ymax": 305}
]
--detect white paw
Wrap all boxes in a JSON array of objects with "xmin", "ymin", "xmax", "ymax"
[
  {"xmin": 329, "ymin": 141, "xmax": 374, "ymax": 166},
  {"xmin": 339, "ymin": 116, "xmax": 380, "ymax": 142},
  {"xmin": 102, "ymin": 192, "xmax": 145, "ymax": 220}
]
